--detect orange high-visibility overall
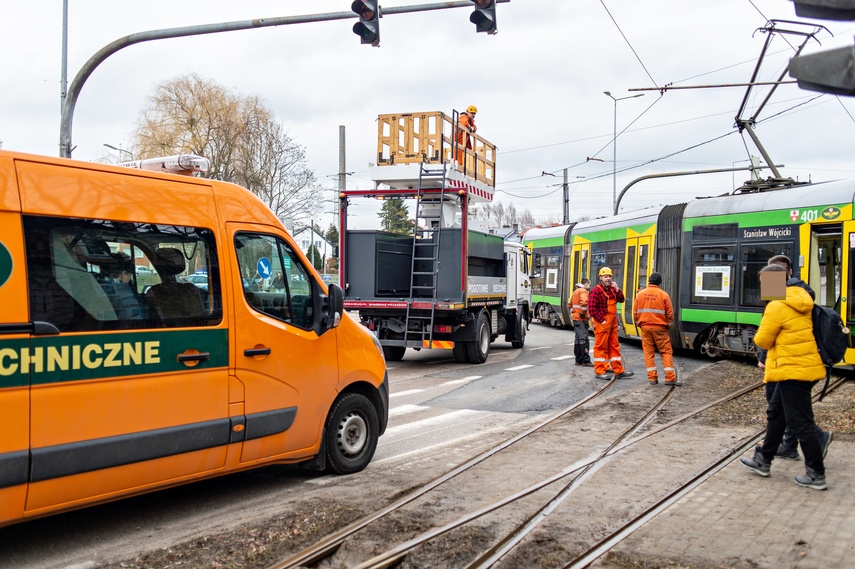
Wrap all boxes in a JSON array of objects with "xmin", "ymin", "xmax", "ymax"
[
  {"xmin": 593, "ymin": 292, "xmax": 624, "ymax": 375},
  {"xmin": 633, "ymin": 284, "xmax": 676, "ymax": 382},
  {"xmin": 456, "ymin": 112, "xmax": 476, "ymax": 164}
]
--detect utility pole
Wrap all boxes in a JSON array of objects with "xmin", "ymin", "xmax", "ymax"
[
  {"xmin": 61, "ymin": 0, "xmax": 68, "ymax": 115},
  {"xmin": 562, "ymin": 168, "xmax": 569, "ymax": 225}
]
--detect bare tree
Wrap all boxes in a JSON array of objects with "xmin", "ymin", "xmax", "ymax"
[
  {"xmin": 133, "ymin": 73, "xmax": 322, "ymax": 222},
  {"xmin": 519, "ymin": 209, "xmax": 536, "ymax": 229},
  {"xmin": 504, "ymin": 202, "xmax": 518, "ymax": 226}
]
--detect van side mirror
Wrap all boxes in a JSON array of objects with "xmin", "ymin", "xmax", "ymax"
[{"xmin": 317, "ymin": 283, "xmax": 344, "ymax": 334}]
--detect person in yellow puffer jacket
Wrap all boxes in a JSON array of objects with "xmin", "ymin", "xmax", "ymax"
[{"xmin": 739, "ymin": 264, "xmax": 829, "ymax": 490}]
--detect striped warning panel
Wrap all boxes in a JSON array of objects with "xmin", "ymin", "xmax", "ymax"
[{"xmin": 423, "ymin": 340, "xmax": 454, "ymax": 349}]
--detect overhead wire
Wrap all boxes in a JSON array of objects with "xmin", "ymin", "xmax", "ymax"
[
  {"xmin": 599, "ymin": 0, "xmax": 659, "ymax": 88},
  {"xmin": 502, "ymin": 1, "xmax": 853, "ymax": 199}
]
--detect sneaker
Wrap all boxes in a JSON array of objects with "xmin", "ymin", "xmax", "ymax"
[
  {"xmin": 664, "ymin": 380, "xmax": 683, "ymax": 386},
  {"xmin": 594, "ymin": 374, "xmax": 612, "ymax": 380},
  {"xmin": 820, "ymin": 430, "xmax": 834, "ymax": 459},
  {"xmin": 795, "ymin": 468, "xmax": 827, "ymax": 491},
  {"xmin": 575, "ymin": 361, "xmax": 594, "ymax": 367},
  {"xmin": 614, "ymin": 370, "xmax": 634, "ymax": 379},
  {"xmin": 740, "ymin": 450, "xmax": 771, "ymax": 477},
  {"xmin": 649, "ymin": 380, "xmax": 659, "ymax": 386},
  {"xmin": 775, "ymin": 446, "xmax": 800, "ymax": 461}
]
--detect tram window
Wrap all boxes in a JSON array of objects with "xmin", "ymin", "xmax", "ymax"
[
  {"xmin": 691, "ymin": 246, "xmax": 735, "ymax": 306},
  {"xmin": 638, "ymin": 244, "xmax": 649, "ymax": 292},
  {"xmin": 740, "ymin": 243, "xmax": 792, "ymax": 308},
  {"xmin": 692, "ymin": 224, "xmax": 737, "ymax": 241},
  {"xmin": 606, "ymin": 251, "xmax": 624, "ymax": 288}
]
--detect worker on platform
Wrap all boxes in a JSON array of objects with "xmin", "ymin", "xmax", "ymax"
[
  {"xmin": 588, "ymin": 267, "xmax": 634, "ymax": 380},
  {"xmin": 456, "ymin": 105, "xmax": 478, "ymax": 165},
  {"xmin": 633, "ymin": 272, "xmax": 678, "ymax": 386}
]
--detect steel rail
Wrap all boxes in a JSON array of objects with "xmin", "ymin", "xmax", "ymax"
[
  {"xmin": 268, "ymin": 377, "xmax": 618, "ymax": 569},
  {"xmin": 271, "ymin": 372, "xmax": 845, "ymax": 569},
  {"xmin": 464, "ymin": 369, "xmax": 682, "ymax": 569},
  {"xmin": 351, "ymin": 374, "xmax": 766, "ymax": 569},
  {"xmin": 564, "ymin": 374, "xmax": 848, "ymax": 568}
]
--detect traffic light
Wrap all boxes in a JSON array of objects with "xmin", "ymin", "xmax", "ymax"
[
  {"xmin": 788, "ymin": 45, "xmax": 855, "ymax": 96},
  {"xmin": 470, "ymin": 0, "xmax": 497, "ymax": 34},
  {"xmin": 352, "ymin": 0, "xmax": 380, "ymax": 46}
]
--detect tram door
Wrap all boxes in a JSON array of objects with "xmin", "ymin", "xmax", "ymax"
[
  {"xmin": 807, "ymin": 224, "xmax": 843, "ymax": 311},
  {"xmin": 842, "ymin": 222, "xmax": 855, "ymax": 360},
  {"xmin": 571, "ymin": 242, "xmax": 590, "ymax": 285},
  {"xmin": 622, "ymin": 236, "xmax": 652, "ymax": 338}
]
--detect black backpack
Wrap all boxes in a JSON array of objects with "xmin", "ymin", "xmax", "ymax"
[{"xmin": 812, "ymin": 303, "xmax": 849, "ymax": 400}]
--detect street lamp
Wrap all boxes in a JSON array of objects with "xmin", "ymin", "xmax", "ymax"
[
  {"xmin": 103, "ymin": 143, "xmax": 133, "ymax": 161},
  {"xmin": 603, "ymin": 91, "xmax": 644, "ymax": 214}
]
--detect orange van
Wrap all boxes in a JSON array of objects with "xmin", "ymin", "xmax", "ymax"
[{"xmin": 0, "ymin": 150, "xmax": 388, "ymax": 526}]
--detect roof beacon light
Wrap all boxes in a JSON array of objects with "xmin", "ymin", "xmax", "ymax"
[{"xmin": 118, "ymin": 154, "xmax": 210, "ymax": 176}]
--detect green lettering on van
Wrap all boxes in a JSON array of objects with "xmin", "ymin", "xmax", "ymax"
[{"xmin": 0, "ymin": 329, "xmax": 228, "ymax": 387}]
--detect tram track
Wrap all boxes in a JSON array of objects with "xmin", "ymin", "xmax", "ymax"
[
  {"xmin": 348, "ymin": 374, "xmax": 846, "ymax": 569},
  {"xmin": 266, "ymin": 364, "xmax": 833, "ymax": 569},
  {"xmin": 270, "ymin": 376, "xmax": 621, "ymax": 569}
]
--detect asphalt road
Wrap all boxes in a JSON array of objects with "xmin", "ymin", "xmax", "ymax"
[{"xmin": 0, "ymin": 323, "xmax": 714, "ymax": 569}]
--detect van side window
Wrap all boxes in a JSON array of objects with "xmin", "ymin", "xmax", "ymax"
[
  {"xmin": 23, "ymin": 216, "xmax": 223, "ymax": 332},
  {"xmin": 234, "ymin": 233, "xmax": 315, "ymax": 330}
]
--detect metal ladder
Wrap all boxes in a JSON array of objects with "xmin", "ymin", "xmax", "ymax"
[{"xmin": 403, "ymin": 163, "xmax": 449, "ymax": 348}]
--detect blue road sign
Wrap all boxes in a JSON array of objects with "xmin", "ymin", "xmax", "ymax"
[{"xmin": 257, "ymin": 257, "xmax": 272, "ymax": 279}]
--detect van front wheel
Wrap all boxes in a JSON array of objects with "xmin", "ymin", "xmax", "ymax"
[{"xmin": 324, "ymin": 393, "xmax": 379, "ymax": 474}]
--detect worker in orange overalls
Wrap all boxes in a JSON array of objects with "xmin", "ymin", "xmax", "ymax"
[
  {"xmin": 456, "ymin": 105, "xmax": 477, "ymax": 165},
  {"xmin": 588, "ymin": 267, "xmax": 634, "ymax": 380},
  {"xmin": 633, "ymin": 272, "xmax": 679, "ymax": 386},
  {"xmin": 569, "ymin": 278, "xmax": 593, "ymax": 366}
]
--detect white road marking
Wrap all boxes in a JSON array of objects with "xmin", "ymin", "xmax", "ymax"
[
  {"xmin": 505, "ymin": 364, "xmax": 534, "ymax": 371},
  {"xmin": 389, "ymin": 404, "xmax": 428, "ymax": 417},
  {"xmin": 442, "ymin": 376, "xmax": 482, "ymax": 386},
  {"xmin": 390, "ymin": 389, "xmax": 425, "ymax": 398},
  {"xmin": 551, "ymin": 355, "xmax": 573, "ymax": 361},
  {"xmin": 383, "ymin": 409, "xmax": 483, "ymax": 436}
]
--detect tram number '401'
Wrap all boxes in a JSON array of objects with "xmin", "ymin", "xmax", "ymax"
[{"xmin": 792, "ymin": 209, "xmax": 819, "ymax": 223}]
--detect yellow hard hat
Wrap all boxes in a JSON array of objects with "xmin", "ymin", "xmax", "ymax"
[
  {"xmin": 598, "ymin": 267, "xmax": 613, "ymax": 277},
  {"xmin": 467, "ymin": 105, "xmax": 478, "ymax": 114}
]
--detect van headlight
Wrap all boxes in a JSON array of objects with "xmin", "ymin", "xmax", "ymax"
[{"xmin": 371, "ymin": 333, "xmax": 384, "ymax": 356}]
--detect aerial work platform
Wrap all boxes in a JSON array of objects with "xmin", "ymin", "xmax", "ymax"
[{"xmin": 369, "ymin": 111, "xmax": 497, "ymax": 203}]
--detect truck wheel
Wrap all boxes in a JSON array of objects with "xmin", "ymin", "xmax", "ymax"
[
  {"xmin": 511, "ymin": 314, "xmax": 526, "ymax": 349},
  {"xmin": 383, "ymin": 346, "xmax": 406, "ymax": 361},
  {"xmin": 467, "ymin": 312, "xmax": 491, "ymax": 364},
  {"xmin": 324, "ymin": 393, "xmax": 379, "ymax": 474},
  {"xmin": 452, "ymin": 341, "xmax": 470, "ymax": 363}
]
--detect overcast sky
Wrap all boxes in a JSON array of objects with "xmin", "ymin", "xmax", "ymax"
[{"xmin": 3, "ymin": 1, "xmax": 855, "ymax": 229}]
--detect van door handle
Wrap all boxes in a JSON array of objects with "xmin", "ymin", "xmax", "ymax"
[
  {"xmin": 177, "ymin": 352, "xmax": 211, "ymax": 362},
  {"xmin": 244, "ymin": 347, "xmax": 272, "ymax": 357}
]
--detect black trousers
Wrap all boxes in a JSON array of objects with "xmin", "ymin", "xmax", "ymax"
[
  {"xmin": 759, "ymin": 380, "xmax": 824, "ymax": 475},
  {"xmin": 573, "ymin": 319, "xmax": 591, "ymax": 364},
  {"xmin": 764, "ymin": 383, "xmax": 823, "ymax": 452}
]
